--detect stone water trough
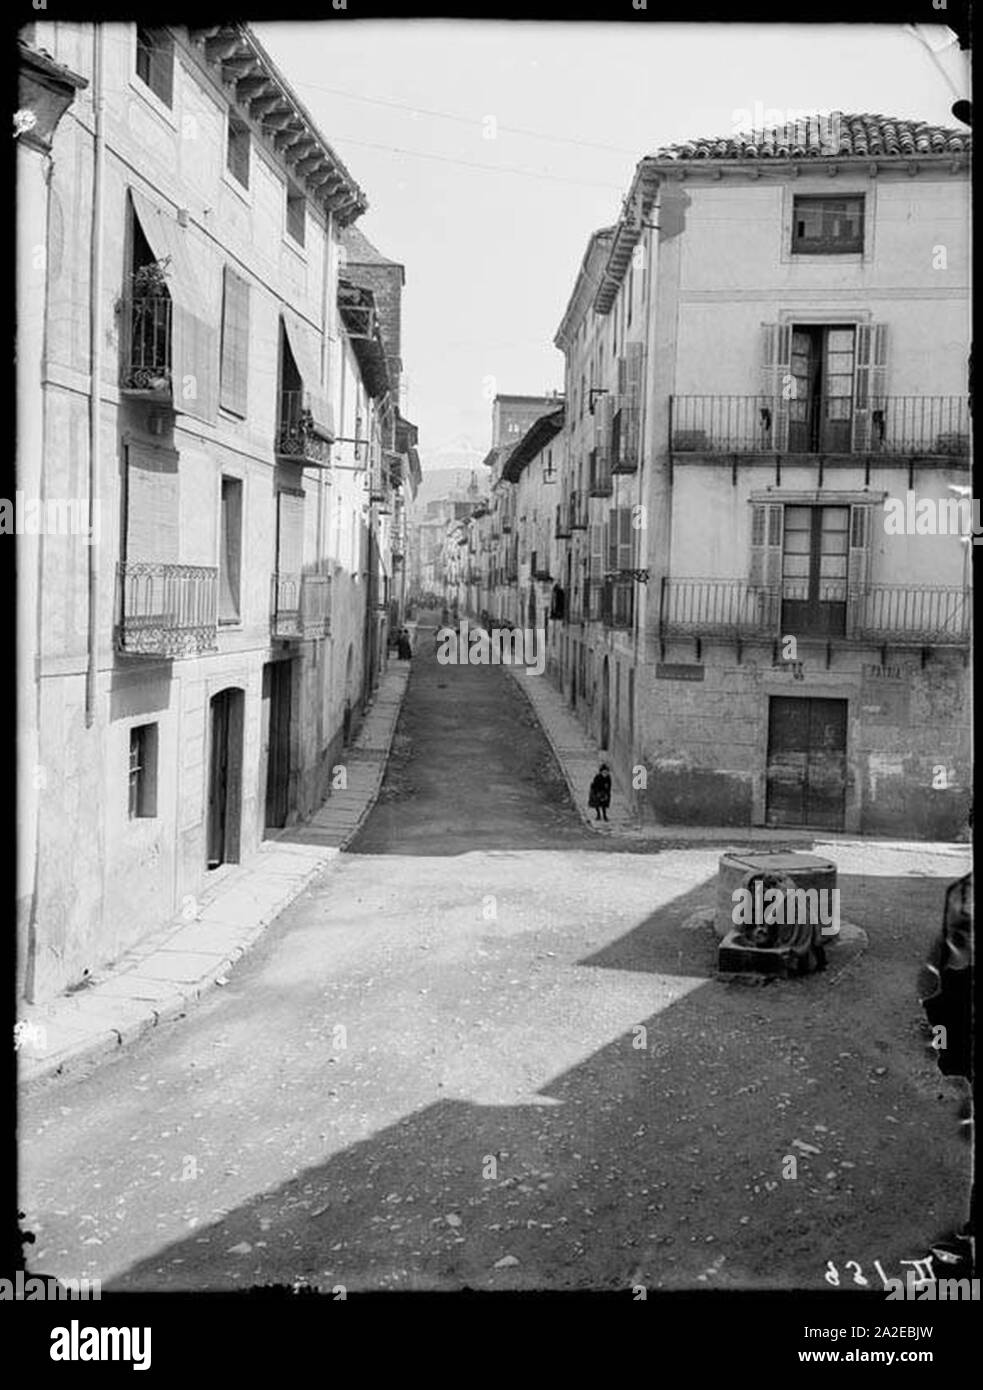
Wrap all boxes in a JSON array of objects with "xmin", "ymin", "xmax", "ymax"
[{"xmin": 714, "ymin": 849, "xmax": 845, "ymax": 977}]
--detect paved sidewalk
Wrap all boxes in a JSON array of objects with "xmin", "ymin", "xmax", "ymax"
[{"xmin": 17, "ymin": 663, "xmax": 411, "ymax": 1088}]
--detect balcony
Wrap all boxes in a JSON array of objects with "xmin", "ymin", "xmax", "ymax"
[
  {"xmin": 271, "ymin": 572, "xmax": 332, "ymax": 640},
  {"xmin": 276, "ymin": 390, "xmax": 332, "ymax": 467},
  {"xmin": 611, "ymin": 403, "xmax": 639, "ymax": 475},
  {"xmin": 555, "ymin": 503, "xmax": 572, "ymax": 540},
  {"xmin": 659, "ymin": 577, "xmax": 970, "ymax": 648},
  {"xmin": 589, "ymin": 450, "xmax": 613, "ymax": 498},
  {"xmin": 670, "ymin": 396, "xmax": 970, "ymax": 460},
  {"xmin": 116, "ymin": 562, "xmax": 218, "ymax": 657},
  {"xmin": 569, "ymin": 490, "xmax": 588, "ymax": 530},
  {"xmin": 120, "ymin": 295, "xmax": 173, "ymax": 395}
]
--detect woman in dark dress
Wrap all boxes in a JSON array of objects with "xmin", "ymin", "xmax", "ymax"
[{"xmin": 588, "ymin": 763, "xmax": 612, "ymax": 822}]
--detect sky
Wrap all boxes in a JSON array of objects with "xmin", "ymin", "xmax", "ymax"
[{"xmin": 254, "ymin": 21, "xmax": 968, "ymax": 471}]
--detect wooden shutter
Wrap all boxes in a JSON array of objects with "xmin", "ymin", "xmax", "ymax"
[
  {"xmin": 219, "ymin": 267, "xmax": 250, "ymax": 416},
  {"xmin": 846, "ymin": 503, "xmax": 872, "ymax": 634},
  {"xmin": 126, "ymin": 443, "xmax": 179, "ymax": 563},
  {"xmin": 749, "ymin": 503, "xmax": 783, "ymax": 588},
  {"xmin": 595, "ymin": 394, "xmax": 612, "ymax": 463},
  {"xmin": 616, "ymin": 507, "xmax": 634, "ymax": 570},
  {"xmin": 607, "ymin": 508, "xmax": 619, "ymax": 572},
  {"xmin": 624, "ymin": 340, "xmax": 645, "ymax": 468},
  {"xmin": 276, "ymin": 489, "xmax": 305, "ymax": 578},
  {"xmin": 852, "ymin": 324, "xmax": 887, "ymax": 452},
  {"xmin": 760, "ymin": 322, "xmax": 791, "ymax": 451}
]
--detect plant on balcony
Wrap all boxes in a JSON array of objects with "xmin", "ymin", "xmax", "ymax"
[{"xmin": 121, "ymin": 256, "xmax": 172, "ymax": 392}]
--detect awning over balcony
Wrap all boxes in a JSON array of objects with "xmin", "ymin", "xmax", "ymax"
[
  {"xmin": 281, "ymin": 308, "xmax": 335, "ymax": 441},
  {"xmin": 129, "ymin": 188, "xmax": 217, "ymax": 424}
]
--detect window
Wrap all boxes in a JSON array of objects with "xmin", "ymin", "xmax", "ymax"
[
  {"xmin": 135, "ymin": 27, "xmax": 174, "ymax": 108},
  {"xmin": 219, "ymin": 476, "xmax": 243, "ymax": 623},
  {"xmin": 219, "ymin": 267, "xmax": 250, "ymax": 416},
  {"xmin": 791, "ymin": 196, "xmax": 864, "ymax": 254},
  {"xmin": 781, "ymin": 505, "xmax": 849, "ymax": 637},
  {"xmin": 286, "ymin": 182, "xmax": 306, "ymax": 247},
  {"xmin": 128, "ymin": 724, "xmax": 158, "ymax": 819},
  {"xmin": 226, "ymin": 114, "xmax": 250, "ymax": 190}
]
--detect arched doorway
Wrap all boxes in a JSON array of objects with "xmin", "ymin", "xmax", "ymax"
[
  {"xmin": 207, "ymin": 687, "xmax": 244, "ymax": 869},
  {"xmin": 600, "ymin": 655, "xmax": 611, "ymax": 752}
]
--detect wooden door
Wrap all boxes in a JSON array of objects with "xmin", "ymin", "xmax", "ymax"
[{"xmin": 766, "ymin": 697, "xmax": 847, "ymax": 830}]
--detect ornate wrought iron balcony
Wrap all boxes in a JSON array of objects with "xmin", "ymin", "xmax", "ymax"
[
  {"xmin": 276, "ymin": 390, "xmax": 332, "ymax": 467},
  {"xmin": 271, "ymin": 572, "xmax": 332, "ymax": 640},
  {"xmin": 120, "ymin": 295, "xmax": 173, "ymax": 394},
  {"xmin": 670, "ymin": 395, "xmax": 970, "ymax": 458},
  {"xmin": 116, "ymin": 562, "xmax": 218, "ymax": 657},
  {"xmin": 659, "ymin": 576, "xmax": 970, "ymax": 647}
]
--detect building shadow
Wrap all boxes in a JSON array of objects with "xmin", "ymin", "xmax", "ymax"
[{"xmin": 106, "ymin": 872, "xmax": 970, "ymax": 1293}]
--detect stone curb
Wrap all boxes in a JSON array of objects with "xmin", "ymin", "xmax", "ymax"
[{"xmin": 19, "ymin": 666, "xmax": 412, "ymax": 1090}]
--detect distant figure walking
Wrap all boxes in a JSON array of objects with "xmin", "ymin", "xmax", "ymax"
[
  {"xmin": 397, "ymin": 628, "xmax": 413, "ymax": 660},
  {"xmin": 588, "ymin": 763, "xmax": 612, "ymax": 822}
]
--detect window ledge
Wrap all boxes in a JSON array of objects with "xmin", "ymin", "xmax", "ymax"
[
  {"xmin": 129, "ymin": 74, "xmax": 177, "ymax": 131},
  {"xmin": 222, "ymin": 168, "xmax": 252, "ymax": 206},
  {"xmin": 282, "ymin": 234, "xmax": 307, "ymax": 262}
]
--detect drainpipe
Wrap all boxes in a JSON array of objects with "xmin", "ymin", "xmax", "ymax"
[{"xmin": 85, "ymin": 23, "xmax": 105, "ymax": 728}]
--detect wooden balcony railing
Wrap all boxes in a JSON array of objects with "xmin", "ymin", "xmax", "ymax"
[
  {"xmin": 276, "ymin": 390, "xmax": 332, "ymax": 466},
  {"xmin": 272, "ymin": 572, "xmax": 332, "ymax": 640},
  {"xmin": 120, "ymin": 295, "xmax": 173, "ymax": 393},
  {"xmin": 659, "ymin": 577, "xmax": 970, "ymax": 646},
  {"xmin": 670, "ymin": 395, "xmax": 970, "ymax": 458},
  {"xmin": 117, "ymin": 562, "xmax": 218, "ymax": 656}
]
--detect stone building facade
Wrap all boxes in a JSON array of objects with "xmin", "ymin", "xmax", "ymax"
[{"xmin": 16, "ymin": 21, "xmax": 416, "ymax": 1001}]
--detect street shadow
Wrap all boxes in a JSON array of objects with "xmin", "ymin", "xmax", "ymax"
[{"xmin": 106, "ymin": 873, "xmax": 970, "ymax": 1293}]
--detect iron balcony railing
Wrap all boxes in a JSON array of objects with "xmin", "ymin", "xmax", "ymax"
[
  {"xmin": 271, "ymin": 572, "xmax": 332, "ymax": 640},
  {"xmin": 117, "ymin": 562, "xmax": 218, "ymax": 656},
  {"xmin": 659, "ymin": 577, "xmax": 970, "ymax": 646},
  {"xmin": 670, "ymin": 395, "xmax": 970, "ymax": 457},
  {"xmin": 276, "ymin": 390, "xmax": 332, "ymax": 466},
  {"xmin": 120, "ymin": 295, "xmax": 173, "ymax": 392}
]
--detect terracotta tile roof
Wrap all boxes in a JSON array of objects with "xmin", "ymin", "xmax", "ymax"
[{"xmin": 652, "ymin": 112, "xmax": 971, "ymax": 161}]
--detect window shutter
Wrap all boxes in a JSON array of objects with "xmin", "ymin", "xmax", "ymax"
[
  {"xmin": 276, "ymin": 489, "xmax": 305, "ymax": 579},
  {"xmin": 126, "ymin": 443, "xmax": 179, "ymax": 563},
  {"xmin": 749, "ymin": 503, "xmax": 783, "ymax": 588},
  {"xmin": 625, "ymin": 340, "xmax": 645, "ymax": 468},
  {"xmin": 220, "ymin": 267, "xmax": 250, "ymax": 417},
  {"xmin": 846, "ymin": 503, "xmax": 872, "ymax": 634},
  {"xmin": 852, "ymin": 324, "xmax": 887, "ymax": 452},
  {"xmin": 617, "ymin": 507, "xmax": 634, "ymax": 571},
  {"xmin": 607, "ymin": 508, "xmax": 618, "ymax": 572},
  {"xmin": 760, "ymin": 322, "xmax": 791, "ymax": 450},
  {"xmin": 595, "ymin": 394, "xmax": 612, "ymax": 463}
]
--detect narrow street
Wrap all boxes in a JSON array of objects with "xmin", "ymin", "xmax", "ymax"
[{"xmin": 20, "ymin": 622, "xmax": 970, "ymax": 1293}]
